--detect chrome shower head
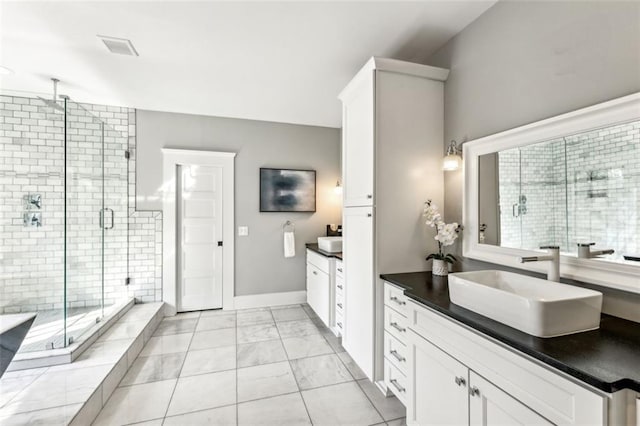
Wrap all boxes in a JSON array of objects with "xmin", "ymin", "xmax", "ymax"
[{"xmin": 38, "ymin": 78, "xmax": 64, "ymax": 112}]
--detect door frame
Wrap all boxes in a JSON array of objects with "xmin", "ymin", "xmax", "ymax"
[{"xmin": 162, "ymin": 148, "xmax": 236, "ymax": 314}]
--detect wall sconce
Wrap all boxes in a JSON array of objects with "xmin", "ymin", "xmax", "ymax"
[
  {"xmin": 334, "ymin": 180, "xmax": 343, "ymax": 195},
  {"xmin": 443, "ymin": 140, "xmax": 462, "ymax": 171}
]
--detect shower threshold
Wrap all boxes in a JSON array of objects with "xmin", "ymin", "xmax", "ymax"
[{"xmin": 7, "ymin": 298, "xmax": 135, "ymax": 371}]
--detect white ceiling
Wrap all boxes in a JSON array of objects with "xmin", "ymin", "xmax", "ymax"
[{"xmin": 0, "ymin": 1, "xmax": 495, "ymax": 128}]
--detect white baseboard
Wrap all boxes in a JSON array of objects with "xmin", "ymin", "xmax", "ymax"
[{"xmin": 233, "ymin": 290, "xmax": 307, "ymax": 310}]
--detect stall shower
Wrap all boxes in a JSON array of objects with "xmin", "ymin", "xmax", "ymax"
[{"xmin": 0, "ymin": 89, "xmax": 131, "ymax": 354}]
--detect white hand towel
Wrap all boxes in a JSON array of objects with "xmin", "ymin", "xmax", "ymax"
[{"xmin": 284, "ymin": 231, "xmax": 296, "ymax": 258}]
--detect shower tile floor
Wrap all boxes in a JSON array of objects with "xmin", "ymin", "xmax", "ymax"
[
  {"xmin": 93, "ymin": 304, "xmax": 407, "ymax": 426},
  {"xmin": 18, "ymin": 304, "xmax": 125, "ymax": 354}
]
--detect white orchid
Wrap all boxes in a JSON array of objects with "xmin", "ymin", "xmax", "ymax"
[
  {"xmin": 423, "ymin": 200, "xmax": 443, "ymax": 228},
  {"xmin": 435, "ymin": 222, "xmax": 459, "ymax": 247},
  {"xmin": 423, "ymin": 200, "xmax": 461, "ymax": 264}
]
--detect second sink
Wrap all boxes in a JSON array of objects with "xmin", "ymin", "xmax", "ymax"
[{"xmin": 318, "ymin": 236, "xmax": 342, "ymax": 253}]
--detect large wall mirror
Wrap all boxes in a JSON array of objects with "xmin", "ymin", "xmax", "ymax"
[{"xmin": 463, "ymin": 93, "xmax": 640, "ymax": 293}]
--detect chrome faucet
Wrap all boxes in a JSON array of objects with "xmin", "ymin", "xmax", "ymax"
[
  {"xmin": 519, "ymin": 245, "xmax": 560, "ymax": 282},
  {"xmin": 577, "ymin": 243, "xmax": 614, "ymax": 259}
]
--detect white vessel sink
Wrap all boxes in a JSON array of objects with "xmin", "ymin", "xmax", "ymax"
[
  {"xmin": 317, "ymin": 236, "xmax": 342, "ymax": 253},
  {"xmin": 448, "ymin": 270, "xmax": 602, "ymax": 338}
]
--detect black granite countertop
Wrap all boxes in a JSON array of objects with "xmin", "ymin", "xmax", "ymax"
[
  {"xmin": 306, "ymin": 243, "xmax": 342, "ymax": 260},
  {"xmin": 380, "ymin": 269, "xmax": 640, "ymax": 393}
]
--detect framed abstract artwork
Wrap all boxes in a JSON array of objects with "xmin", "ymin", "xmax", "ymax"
[{"xmin": 259, "ymin": 168, "xmax": 316, "ymax": 212}]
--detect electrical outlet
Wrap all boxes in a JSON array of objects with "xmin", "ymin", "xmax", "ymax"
[{"xmin": 238, "ymin": 226, "xmax": 249, "ymax": 236}]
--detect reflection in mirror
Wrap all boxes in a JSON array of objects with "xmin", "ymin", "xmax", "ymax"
[{"xmin": 479, "ymin": 119, "xmax": 640, "ymax": 263}]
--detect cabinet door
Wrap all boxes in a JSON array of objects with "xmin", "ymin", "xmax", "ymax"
[
  {"xmin": 342, "ymin": 70, "xmax": 374, "ymax": 207},
  {"xmin": 306, "ymin": 264, "xmax": 330, "ymax": 326},
  {"xmin": 408, "ymin": 330, "xmax": 469, "ymax": 426},
  {"xmin": 469, "ymin": 372, "xmax": 553, "ymax": 426},
  {"xmin": 342, "ymin": 206, "xmax": 374, "ymax": 379}
]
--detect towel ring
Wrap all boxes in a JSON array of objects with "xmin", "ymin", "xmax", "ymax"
[{"xmin": 283, "ymin": 220, "xmax": 295, "ymax": 232}]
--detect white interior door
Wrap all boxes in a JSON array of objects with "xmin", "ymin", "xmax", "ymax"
[{"xmin": 177, "ymin": 164, "xmax": 223, "ymax": 311}]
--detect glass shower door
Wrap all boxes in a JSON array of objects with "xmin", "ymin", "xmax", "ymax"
[
  {"xmin": 102, "ymin": 109, "xmax": 129, "ymax": 319},
  {"xmin": 63, "ymin": 99, "xmax": 106, "ymax": 345}
]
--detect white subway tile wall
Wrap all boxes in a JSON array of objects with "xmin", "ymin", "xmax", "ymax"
[
  {"xmin": 497, "ymin": 120, "xmax": 640, "ymax": 259},
  {"xmin": 0, "ymin": 95, "xmax": 162, "ymax": 314}
]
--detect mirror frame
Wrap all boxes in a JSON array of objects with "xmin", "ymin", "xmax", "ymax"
[{"xmin": 463, "ymin": 93, "xmax": 640, "ymax": 294}]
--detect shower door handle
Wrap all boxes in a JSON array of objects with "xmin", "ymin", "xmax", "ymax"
[
  {"xmin": 105, "ymin": 208, "xmax": 114, "ymax": 229},
  {"xmin": 99, "ymin": 208, "xmax": 115, "ymax": 229}
]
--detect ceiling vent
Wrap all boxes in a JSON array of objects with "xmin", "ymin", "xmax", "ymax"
[{"xmin": 98, "ymin": 35, "xmax": 139, "ymax": 56}]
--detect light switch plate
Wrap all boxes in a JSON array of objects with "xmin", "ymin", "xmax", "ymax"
[{"xmin": 238, "ymin": 226, "xmax": 249, "ymax": 236}]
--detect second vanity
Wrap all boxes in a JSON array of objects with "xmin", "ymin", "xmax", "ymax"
[
  {"xmin": 380, "ymin": 267, "xmax": 640, "ymax": 426},
  {"xmin": 305, "ymin": 243, "xmax": 344, "ymax": 337}
]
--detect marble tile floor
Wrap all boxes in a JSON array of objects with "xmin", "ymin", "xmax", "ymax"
[{"xmin": 93, "ymin": 304, "xmax": 406, "ymax": 426}]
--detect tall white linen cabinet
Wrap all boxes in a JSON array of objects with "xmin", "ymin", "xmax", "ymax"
[{"xmin": 339, "ymin": 57, "xmax": 448, "ymax": 386}]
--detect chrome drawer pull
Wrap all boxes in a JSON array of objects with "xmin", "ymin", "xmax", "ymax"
[
  {"xmin": 337, "ymin": 284, "xmax": 343, "ymax": 289},
  {"xmin": 390, "ymin": 322, "xmax": 406, "ymax": 333},
  {"xmin": 337, "ymin": 268, "xmax": 343, "ymax": 273},
  {"xmin": 469, "ymin": 386, "xmax": 480, "ymax": 397},
  {"xmin": 312, "ymin": 271, "xmax": 317, "ymax": 275},
  {"xmin": 337, "ymin": 322, "xmax": 342, "ymax": 329},
  {"xmin": 390, "ymin": 379, "xmax": 405, "ymax": 393},
  {"xmin": 454, "ymin": 376, "xmax": 466, "ymax": 387},
  {"xmin": 337, "ymin": 303, "xmax": 343, "ymax": 309},
  {"xmin": 366, "ymin": 194, "xmax": 373, "ymax": 199},
  {"xmin": 389, "ymin": 350, "xmax": 406, "ymax": 362},
  {"xmin": 389, "ymin": 296, "xmax": 406, "ymax": 306}
]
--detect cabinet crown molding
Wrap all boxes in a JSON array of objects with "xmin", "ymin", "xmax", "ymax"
[{"xmin": 338, "ymin": 56, "xmax": 449, "ymax": 102}]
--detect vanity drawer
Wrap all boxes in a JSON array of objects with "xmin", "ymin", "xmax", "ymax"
[
  {"xmin": 335, "ymin": 312, "xmax": 344, "ymax": 334},
  {"xmin": 384, "ymin": 282, "xmax": 408, "ymax": 316},
  {"xmin": 335, "ymin": 274, "xmax": 344, "ymax": 296},
  {"xmin": 335, "ymin": 296, "xmax": 344, "ymax": 315},
  {"xmin": 384, "ymin": 331, "xmax": 408, "ymax": 374},
  {"xmin": 384, "ymin": 358, "xmax": 408, "ymax": 406},
  {"xmin": 307, "ymin": 249, "xmax": 330, "ymax": 273},
  {"xmin": 384, "ymin": 306, "xmax": 408, "ymax": 341}
]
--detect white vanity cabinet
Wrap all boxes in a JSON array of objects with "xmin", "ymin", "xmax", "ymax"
[
  {"xmin": 409, "ymin": 332, "xmax": 552, "ymax": 425},
  {"xmin": 340, "ymin": 57, "xmax": 448, "ymax": 382},
  {"xmin": 306, "ymin": 249, "xmax": 333, "ymax": 327},
  {"xmin": 405, "ymin": 298, "xmax": 607, "ymax": 426}
]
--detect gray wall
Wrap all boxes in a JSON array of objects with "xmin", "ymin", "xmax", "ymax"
[
  {"xmin": 427, "ymin": 1, "xmax": 640, "ymax": 320},
  {"xmin": 428, "ymin": 0, "xmax": 640, "ymax": 225},
  {"xmin": 136, "ymin": 110, "xmax": 341, "ymax": 297}
]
